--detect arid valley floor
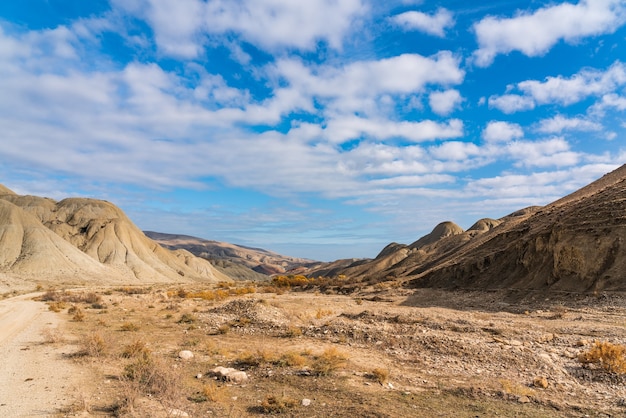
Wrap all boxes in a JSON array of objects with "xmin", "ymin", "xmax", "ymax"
[{"xmin": 2, "ymin": 282, "xmax": 625, "ymax": 417}]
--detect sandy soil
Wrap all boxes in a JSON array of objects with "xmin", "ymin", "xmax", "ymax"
[{"xmin": 0, "ymin": 294, "xmax": 90, "ymax": 417}]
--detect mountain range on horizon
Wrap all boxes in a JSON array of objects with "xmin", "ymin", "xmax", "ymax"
[{"xmin": 0, "ymin": 163, "xmax": 625, "ymax": 294}]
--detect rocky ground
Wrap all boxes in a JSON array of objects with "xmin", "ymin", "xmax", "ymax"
[{"xmin": 32, "ymin": 283, "xmax": 626, "ymax": 417}]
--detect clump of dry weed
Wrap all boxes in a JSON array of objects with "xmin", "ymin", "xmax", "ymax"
[
  {"xmin": 260, "ymin": 395, "xmax": 298, "ymax": 414},
  {"xmin": 578, "ymin": 341, "xmax": 626, "ymax": 374},
  {"xmin": 312, "ymin": 347, "xmax": 348, "ymax": 376}
]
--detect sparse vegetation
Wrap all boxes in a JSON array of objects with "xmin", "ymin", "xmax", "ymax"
[
  {"xmin": 37, "ymin": 285, "xmax": 626, "ymax": 417},
  {"xmin": 311, "ymin": 347, "xmax": 348, "ymax": 376},
  {"xmin": 578, "ymin": 341, "xmax": 626, "ymax": 374},
  {"xmin": 259, "ymin": 394, "xmax": 298, "ymax": 414}
]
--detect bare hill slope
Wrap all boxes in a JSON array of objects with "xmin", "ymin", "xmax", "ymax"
[
  {"xmin": 0, "ymin": 186, "xmax": 231, "ymax": 291},
  {"xmin": 303, "ymin": 165, "xmax": 625, "ymax": 294},
  {"xmin": 144, "ymin": 231, "xmax": 317, "ymax": 277},
  {"xmin": 411, "ymin": 164, "xmax": 626, "ymax": 292}
]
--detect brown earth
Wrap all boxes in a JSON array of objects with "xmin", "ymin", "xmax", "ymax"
[{"xmin": 30, "ymin": 283, "xmax": 626, "ymax": 417}]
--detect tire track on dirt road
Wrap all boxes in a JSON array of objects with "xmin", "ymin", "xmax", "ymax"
[{"xmin": 0, "ymin": 294, "xmax": 89, "ymax": 416}]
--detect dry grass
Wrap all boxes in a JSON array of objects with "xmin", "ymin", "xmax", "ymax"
[
  {"xmin": 578, "ymin": 341, "xmax": 626, "ymax": 374},
  {"xmin": 259, "ymin": 394, "xmax": 298, "ymax": 414},
  {"xmin": 81, "ymin": 331, "xmax": 107, "ymax": 357},
  {"xmin": 311, "ymin": 347, "xmax": 348, "ymax": 376},
  {"xmin": 41, "ymin": 326, "xmax": 65, "ymax": 344},
  {"xmin": 120, "ymin": 321, "xmax": 140, "ymax": 331},
  {"xmin": 48, "ymin": 285, "xmax": 626, "ymax": 417},
  {"xmin": 370, "ymin": 367, "xmax": 390, "ymax": 384}
]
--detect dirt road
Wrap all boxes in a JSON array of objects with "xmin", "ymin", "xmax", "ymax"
[{"xmin": 0, "ymin": 294, "xmax": 87, "ymax": 417}]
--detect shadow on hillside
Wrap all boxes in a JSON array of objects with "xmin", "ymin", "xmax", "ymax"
[{"xmin": 399, "ymin": 287, "xmax": 624, "ymax": 313}]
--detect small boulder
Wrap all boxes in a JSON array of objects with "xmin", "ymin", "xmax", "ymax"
[
  {"xmin": 302, "ymin": 399, "xmax": 312, "ymax": 407},
  {"xmin": 178, "ymin": 350, "xmax": 194, "ymax": 360}
]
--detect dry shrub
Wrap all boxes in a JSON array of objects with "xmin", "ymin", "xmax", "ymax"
[
  {"xmin": 41, "ymin": 326, "xmax": 65, "ymax": 344},
  {"xmin": 235, "ymin": 349, "xmax": 276, "ymax": 368},
  {"xmin": 48, "ymin": 301, "xmax": 67, "ymax": 312},
  {"xmin": 260, "ymin": 395, "xmax": 298, "ymax": 414},
  {"xmin": 121, "ymin": 339, "xmax": 150, "ymax": 359},
  {"xmin": 370, "ymin": 368, "xmax": 389, "ymax": 384},
  {"xmin": 312, "ymin": 347, "xmax": 348, "ymax": 376},
  {"xmin": 217, "ymin": 324, "xmax": 230, "ymax": 334},
  {"xmin": 82, "ymin": 332, "xmax": 107, "ymax": 357},
  {"xmin": 276, "ymin": 351, "xmax": 308, "ymax": 367},
  {"xmin": 71, "ymin": 306, "xmax": 86, "ymax": 322},
  {"xmin": 578, "ymin": 341, "xmax": 626, "ymax": 374},
  {"xmin": 315, "ymin": 308, "xmax": 334, "ymax": 319},
  {"xmin": 123, "ymin": 352, "xmax": 182, "ymax": 405},
  {"xmin": 120, "ymin": 322, "xmax": 140, "ymax": 332},
  {"xmin": 189, "ymin": 381, "xmax": 229, "ymax": 403},
  {"xmin": 177, "ymin": 313, "xmax": 197, "ymax": 324},
  {"xmin": 284, "ymin": 325, "xmax": 302, "ymax": 338},
  {"xmin": 499, "ymin": 379, "xmax": 534, "ymax": 397}
]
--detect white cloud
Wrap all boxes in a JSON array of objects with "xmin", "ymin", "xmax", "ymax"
[
  {"xmin": 472, "ymin": 0, "xmax": 626, "ymax": 67},
  {"xmin": 536, "ymin": 115, "xmax": 602, "ymax": 133},
  {"xmin": 489, "ymin": 61, "xmax": 626, "ymax": 113},
  {"xmin": 517, "ymin": 61, "xmax": 626, "ymax": 105},
  {"xmin": 113, "ymin": 0, "xmax": 368, "ymax": 57},
  {"xmin": 429, "ymin": 89, "xmax": 463, "ymax": 116},
  {"xmin": 391, "ymin": 8, "xmax": 454, "ymax": 37},
  {"xmin": 589, "ymin": 93, "xmax": 626, "ymax": 115},
  {"xmin": 507, "ymin": 137, "xmax": 580, "ymax": 167},
  {"xmin": 482, "ymin": 121, "xmax": 524, "ymax": 143},
  {"xmin": 324, "ymin": 117, "xmax": 464, "ymax": 143},
  {"xmin": 488, "ymin": 94, "xmax": 535, "ymax": 113},
  {"xmin": 429, "ymin": 141, "xmax": 480, "ymax": 161},
  {"xmin": 270, "ymin": 51, "xmax": 464, "ymax": 119}
]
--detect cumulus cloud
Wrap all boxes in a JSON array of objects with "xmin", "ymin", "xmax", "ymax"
[
  {"xmin": 391, "ymin": 8, "xmax": 454, "ymax": 37},
  {"xmin": 589, "ymin": 93, "xmax": 626, "ymax": 115},
  {"xmin": 324, "ymin": 117, "xmax": 464, "ymax": 143},
  {"xmin": 489, "ymin": 61, "xmax": 626, "ymax": 113},
  {"xmin": 482, "ymin": 121, "xmax": 524, "ymax": 143},
  {"xmin": 536, "ymin": 115, "xmax": 602, "ymax": 133},
  {"xmin": 429, "ymin": 89, "xmax": 463, "ymax": 116},
  {"xmin": 472, "ymin": 0, "xmax": 626, "ymax": 67},
  {"xmin": 112, "ymin": 0, "xmax": 368, "ymax": 58},
  {"xmin": 429, "ymin": 141, "xmax": 480, "ymax": 161},
  {"xmin": 487, "ymin": 94, "xmax": 535, "ymax": 114},
  {"xmin": 507, "ymin": 137, "xmax": 580, "ymax": 168}
]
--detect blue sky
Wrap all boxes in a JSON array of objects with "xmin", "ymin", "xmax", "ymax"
[{"xmin": 1, "ymin": 0, "xmax": 625, "ymax": 261}]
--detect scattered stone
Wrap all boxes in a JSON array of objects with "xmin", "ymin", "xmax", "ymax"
[
  {"xmin": 178, "ymin": 350, "xmax": 194, "ymax": 360},
  {"xmin": 576, "ymin": 339, "xmax": 589, "ymax": 347},
  {"xmin": 168, "ymin": 409, "xmax": 189, "ymax": 417},
  {"xmin": 533, "ymin": 377, "xmax": 549, "ymax": 389},
  {"xmin": 302, "ymin": 398, "xmax": 312, "ymax": 406},
  {"xmin": 518, "ymin": 396, "xmax": 531, "ymax": 404},
  {"xmin": 196, "ymin": 373, "xmax": 203, "ymax": 379},
  {"xmin": 211, "ymin": 366, "xmax": 249, "ymax": 383}
]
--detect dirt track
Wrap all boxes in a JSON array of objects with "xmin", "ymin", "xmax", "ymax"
[{"xmin": 0, "ymin": 294, "xmax": 87, "ymax": 416}]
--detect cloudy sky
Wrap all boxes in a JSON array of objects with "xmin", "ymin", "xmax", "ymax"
[{"xmin": 1, "ymin": 0, "xmax": 625, "ymax": 260}]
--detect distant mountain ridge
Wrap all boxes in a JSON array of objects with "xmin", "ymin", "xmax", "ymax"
[{"xmin": 144, "ymin": 231, "xmax": 317, "ymax": 279}]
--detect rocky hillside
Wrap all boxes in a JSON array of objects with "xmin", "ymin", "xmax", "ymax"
[
  {"xmin": 144, "ymin": 231, "xmax": 317, "ymax": 279},
  {"xmin": 0, "ymin": 186, "xmax": 232, "ymax": 291},
  {"xmin": 304, "ymin": 164, "xmax": 626, "ymax": 293}
]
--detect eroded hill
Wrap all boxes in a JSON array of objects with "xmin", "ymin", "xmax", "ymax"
[
  {"xmin": 303, "ymin": 164, "xmax": 626, "ymax": 294},
  {"xmin": 0, "ymin": 187, "xmax": 231, "ymax": 291}
]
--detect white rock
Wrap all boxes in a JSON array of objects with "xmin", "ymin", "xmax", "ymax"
[
  {"xmin": 168, "ymin": 409, "xmax": 189, "ymax": 417},
  {"xmin": 178, "ymin": 350, "xmax": 194, "ymax": 360},
  {"xmin": 302, "ymin": 398, "xmax": 312, "ymax": 407}
]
